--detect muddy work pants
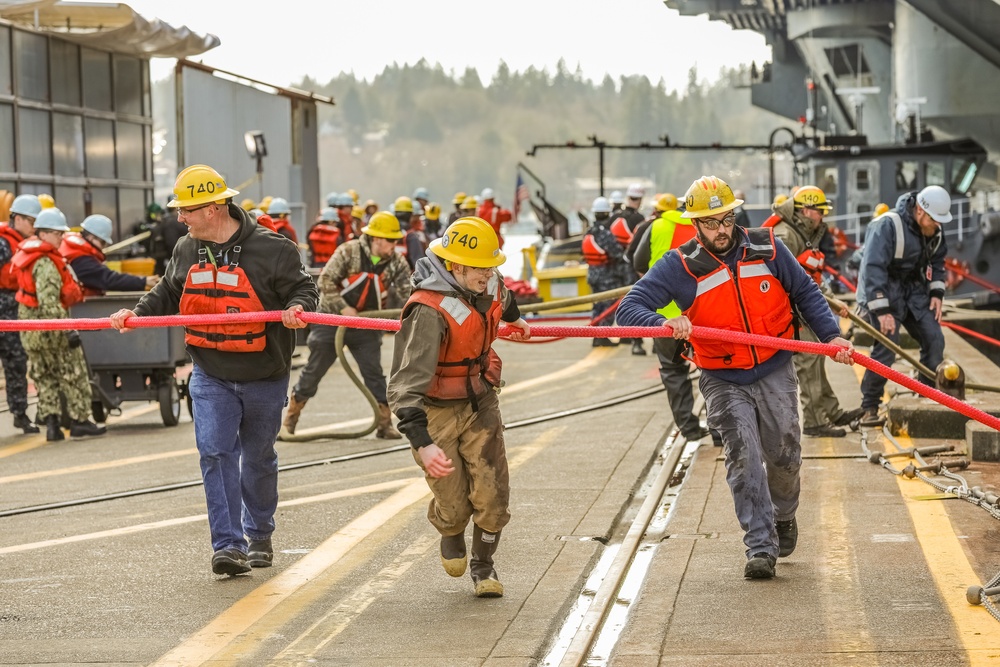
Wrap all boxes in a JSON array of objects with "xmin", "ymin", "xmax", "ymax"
[
  {"xmin": 700, "ymin": 358, "xmax": 801, "ymax": 560},
  {"xmin": 413, "ymin": 388, "xmax": 510, "ymax": 537}
]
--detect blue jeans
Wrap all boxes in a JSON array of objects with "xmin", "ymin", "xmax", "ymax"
[{"xmin": 189, "ymin": 365, "xmax": 289, "ymax": 552}]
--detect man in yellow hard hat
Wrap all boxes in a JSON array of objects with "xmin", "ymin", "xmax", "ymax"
[
  {"xmin": 768, "ymin": 186, "xmax": 864, "ymax": 437},
  {"xmin": 388, "ymin": 217, "xmax": 530, "ymax": 598},
  {"xmin": 448, "ymin": 192, "xmax": 467, "ymax": 225},
  {"xmin": 618, "ymin": 175, "xmax": 854, "ymax": 580},
  {"xmin": 109, "ymin": 164, "xmax": 318, "ymax": 577},
  {"xmin": 282, "ymin": 211, "xmax": 411, "ymax": 440}
]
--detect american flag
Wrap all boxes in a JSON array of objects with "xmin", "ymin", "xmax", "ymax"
[{"xmin": 513, "ymin": 172, "xmax": 530, "ymax": 221}]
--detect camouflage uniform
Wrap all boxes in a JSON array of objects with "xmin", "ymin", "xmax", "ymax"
[
  {"xmin": 584, "ymin": 221, "xmax": 630, "ymax": 328},
  {"xmin": 0, "ymin": 236, "xmax": 30, "ymax": 418},
  {"xmin": 18, "ymin": 257, "xmax": 92, "ymax": 421}
]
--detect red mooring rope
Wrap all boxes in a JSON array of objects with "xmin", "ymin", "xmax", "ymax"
[{"xmin": 3, "ymin": 311, "xmax": 998, "ymax": 432}]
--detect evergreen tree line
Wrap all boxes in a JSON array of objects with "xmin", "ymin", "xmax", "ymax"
[{"xmin": 299, "ymin": 59, "xmax": 791, "ymax": 217}]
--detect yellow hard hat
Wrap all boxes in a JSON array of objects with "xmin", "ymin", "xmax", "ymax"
[
  {"xmin": 655, "ymin": 193, "xmax": 678, "ymax": 212},
  {"xmin": 360, "ymin": 211, "xmax": 404, "ymax": 239},
  {"xmin": 347, "ymin": 188, "xmax": 359, "ymax": 204},
  {"xmin": 793, "ymin": 185, "xmax": 832, "ymax": 213},
  {"xmin": 460, "ymin": 196, "xmax": 478, "ymax": 211},
  {"xmin": 258, "ymin": 195, "xmax": 273, "ymax": 213},
  {"xmin": 424, "ymin": 202, "xmax": 441, "ymax": 221},
  {"xmin": 38, "ymin": 193, "xmax": 55, "ymax": 209},
  {"xmin": 351, "ymin": 205, "xmax": 364, "ymax": 219},
  {"xmin": 773, "ymin": 193, "xmax": 789, "ymax": 207},
  {"xmin": 429, "ymin": 217, "xmax": 505, "ymax": 268},
  {"xmin": 452, "ymin": 191, "xmax": 467, "ymax": 205},
  {"xmin": 873, "ymin": 202, "xmax": 890, "ymax": 217},
  {"xmin": 168, "ymin": 165, "xmax": 239, "ymax": 209},
  {"xmin": 240, "ymin": 198, "xmax": 256, "ymax": 211},
  {"xmin": 393, "ymin": 196, "xmax": 413, "ymax": 214},
  {"xmin": 681, "ymin": 176, "xmax": 742, "ymax": 219}
]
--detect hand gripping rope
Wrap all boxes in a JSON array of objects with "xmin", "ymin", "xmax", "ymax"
[{"xmin": 3, "ymin": 310, "xmax": 998, "ymax": 432}]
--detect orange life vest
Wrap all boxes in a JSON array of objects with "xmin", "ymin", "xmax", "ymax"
[
  {"xmin": 677, "ymin": 227, "xmax": 795, "ymax": 370},
  {"xmin": 59, "ymin": 232, "xmax": 107, "ymax": 297},
  {"xmin": 11, "ymin": 238, "xmax": 84, "ymax": 309},
  {"xmin": 271, "ymin": 217, "xmax": 298, "ymax": 244},
  {"xmin": 308, "ymin": 223, "xmax": 341, "ymax": 266},
  {"xmin": 0, "ymin": 223, "xmax": 28, "ymax": 291},
  {"xmin": 581, "ymin": 233, "xmax": 609, "ymax": 266},
  {"xmin": 179, "ymin": 246, "xmax": 267, "ymax": 352},
  {"xmin": 255, "ymin": 213, "xmax": 279, "ymax": 233},
  {"xmin": 762, "ymin": 217, "xmax": 825, "ymax": 285},
  {"xmin": 403, "ymin": 281, "xmax": 504, "ymax": 408},
  {"xmin": 610, "ymin": 217, "xmax": 633, "ymax": 248},
  {"xmin": 341, "ymin": 247, "xmax": 389, "ymax": 312}
]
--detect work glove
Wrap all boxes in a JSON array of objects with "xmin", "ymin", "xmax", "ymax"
[{"xmin": 66, "ymin": 330, "xmax": 82, "ymax": 349}]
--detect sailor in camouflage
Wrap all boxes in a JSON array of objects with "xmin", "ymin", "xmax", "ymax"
[{"xmin": 12, "ymin": 208, "xmax": 105, "ymax": 441}]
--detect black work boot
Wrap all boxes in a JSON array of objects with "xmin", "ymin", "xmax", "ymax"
[
  {"xmin": 212, "ymin": 548, "xmax": 250, "ymax": 576},
  {"xmin": 776, "ymin": 517, "xmax": 798, "ymax": 557},
  {"xmin": 45, "ymin": 415, "xmax": 65, "ymax": 442},
  {"xmin": 13, "ymin": 413, "xmax": 39, "ymax": 434},
  {"xmin": 832, "ymin": 407, "xmax": 865, "ymax": 428},
  {"xmin": 440, "ymin": 532, "xmax": 467, "ymax": 577},
  {"xmin": 630, "ymin": 339, "xmax": 647, "ymax": 356},
  {"xmin": 802, "ymin": 423, "xmax": 846, "ymax": 438},
  {"xmin": 470, "ymin": 525, "xmax": 503, "ymax": 598},
  {"xmin": 858, "ymin": 409, "xmax": 886, "ymax": 428},
  {"xmin": 744, "ymin": 552, "xmax": 776, "ymax": 579},
  {"xmin": 70, "ymin": 419, "xmax": 107, "ymax": 439},
  {"xmin": 247, "ymin": 537, "xmax": 273, "ymax": 568}
]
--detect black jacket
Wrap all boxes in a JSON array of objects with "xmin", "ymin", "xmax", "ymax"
[{"xmin": 133, "ymin": 205, "xmax": 318, "ymax": 381}]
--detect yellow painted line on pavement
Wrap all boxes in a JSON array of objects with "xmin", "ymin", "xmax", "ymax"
[
  {"xmin": 0, "ymin": 447, "xmax": 196, "ymax": 484},
  {"xmin": 0, "ymin": 402, "xmax": 161, "ymax": 461},
  {"xmin": 0, "ymin": 479, "xmax": 409, "ymax": 555},
  {"xmin": 891, "ymin": 435, "xmax": 1000, "ymax": 665},
  {"xmin": 149, "ymin": 479, "xmax": 432, "ymax": 667},
  {"xmin": 155, "ymin": 428, "xmax": 561, "ymax": 666},
  {"xmin": 501, "ymin": 349, "xmax": 608, "ymax": 396}
]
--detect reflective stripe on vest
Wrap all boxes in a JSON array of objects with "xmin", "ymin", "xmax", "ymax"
[
  {"xmin": 179, "ymin": 246, "xmax": 267, "ymax": 352},
  {"xmin": 677, "ymin": 227, "xmax": 795, "ymax": 370}
]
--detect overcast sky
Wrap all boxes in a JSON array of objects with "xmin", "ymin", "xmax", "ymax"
[{"xmin": 118, "ymin": 0, "xmax": 771, "ymax": 90}]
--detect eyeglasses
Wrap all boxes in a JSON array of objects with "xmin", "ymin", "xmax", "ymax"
[
  {"xmin": 177, "ymin": 203, "xmax": 212, "ymax": 216},
  {"xmin": 466, "ymin": 266, "xmax": 495, "ymax": 276},
  {"xmin": 697, "ymin": 213, "xmax": 736, "ymax": 230}
]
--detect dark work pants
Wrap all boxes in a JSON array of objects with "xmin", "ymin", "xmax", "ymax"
[
  {"xmin": 0, "ymin": 329, "xmax": 29, "ymax": 416},
  {"xmin": 860, "ymin": 306, "xmax": 944, "ymax": 410},
  {"xmin": 292, "ymin": 324, "xmax": 388, "ymax": 404},
  {"xmin": 653, "ymin": 337, "xmax": 701, "ymax": 438}
]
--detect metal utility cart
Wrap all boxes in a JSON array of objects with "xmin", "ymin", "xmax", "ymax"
[{"xmin": 69, "ymin": 293, "xmax": 190, "ymax": 426}]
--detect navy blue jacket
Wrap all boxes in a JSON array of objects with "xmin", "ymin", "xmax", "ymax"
[
  {"xmin": 617, "ymin": 227, "xmax": 840, "ymax": 385},
  {"xmin": 69, "ymin": 255, "xmax": 147, "ymax": 294}
]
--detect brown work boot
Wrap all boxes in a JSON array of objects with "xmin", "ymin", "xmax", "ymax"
[
  {"xmin": 282, "ymin": 394, "xmax": 308, "ymax": 435},
  {"xmin": 376, "ymin": 403, "xmax": 402, "ymax": 439}
]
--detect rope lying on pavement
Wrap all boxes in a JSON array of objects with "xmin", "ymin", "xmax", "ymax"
[{"xmin": 3, "ymin": 310, "xmax": 999, "ymax": 432}]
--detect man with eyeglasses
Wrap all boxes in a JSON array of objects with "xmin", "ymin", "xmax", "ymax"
[
  {"xmin": 618, "ymin": 175, "xmax": 854, "ymax": 580},
  {"xmin": 110, "ymin": 164, "xmax": 318, "ymax": 577},
  {"xmin": 766, "ymin": 186, "xmax": 864, "ymax": 437}
]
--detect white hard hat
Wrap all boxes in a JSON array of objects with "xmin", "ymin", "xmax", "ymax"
[
  {"xmin": 480, "ymin": 187, "xmax": 494, "ymax": 200},
  {"xmin": 33, "ymin": 207, "xmax": 70, "ymax": 232},
  {"xmin": 916, "ymin": 185, "xmax": 952, "ymax": 223},
  {"xmin": 10, "ymin": 194, "xmax": 42, "ymax": 219},
  {"xmin": 626, "ymin": 183, "xmax": 645, "ymax": 199},
  {"xmin": 591, "ymin": 196, "xmax": 611, "ymax": 214},
  {"xmin": 81, "ymin": 214, "xmax": 114, "ymax": 244},
  {"xmin": 268, "ymin": 197, "xmax": 291, "ymax": 216},
  {"xmin": 609, "ymin": 190, "xmax": 624, "ymax": 205}
]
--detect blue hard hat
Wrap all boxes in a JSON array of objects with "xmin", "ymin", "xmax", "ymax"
[
  {"xmin": 325, "ymin": 191, "xmax": 340, "ymax": 207},
  {"xmin": 319, "ymin": 207, "xmax": 339, "ymax": 222},
  {"xmin": 81, "ymin": 214, "xmax": 114, "ymax": 244},
  {"xmin": 335, "ymin": 193, "xmax": 354, "ymax": 207},
  {"xmin": 33, "ymin": 208, "xmax": 70, "ymax": 232},
  {"xmin": 412, "ymin": 187, "xmax": 430, "ymax": 201},
  {"xmin": 10, "ymin": 194, "xmax": 42, "ymax": 219}
]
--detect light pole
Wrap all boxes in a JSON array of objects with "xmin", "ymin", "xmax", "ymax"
[{"xmin": 244, "ymin": 131, "xmax": 267, "ymax": 201}]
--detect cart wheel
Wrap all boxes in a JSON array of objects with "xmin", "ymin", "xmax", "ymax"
[
  {"xmin": 91, "ymin": 400, "xmax": 107, "ymax": 424},
  {"xmin": 158, "ymin": 381, "xmax": 181, "ymax": 427}
]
